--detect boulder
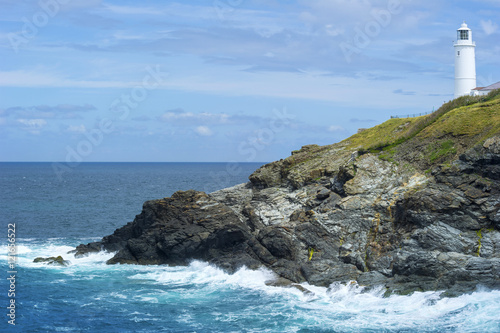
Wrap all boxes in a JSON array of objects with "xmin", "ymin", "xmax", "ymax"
[{"xmin": 34, "ymin": 256, "xmax": 70, "ymax": 266}]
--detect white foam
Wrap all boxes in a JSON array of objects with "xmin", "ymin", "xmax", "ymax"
[
  {"xmin": 109, "ymin": 292, "xmax": 128, "ymax": 299},
  {"xmin": 0, "ymin": 244, "xmax": 32, "ymax": 255},
  {"xmin": 16, "ymin": 238, "xmax": 37, "ymax": 242},
  {"xmin": 69, "ymin": 250, "xmax": 116, "ymax": 266},
  {"xmin": 279, "ymin": 282, "xmax": 500, "ymax": 331},
  {"xmin": 129, "ymin": 260, "xmax": 277, "ymax": 293},
  {"xmin": 7, "ymin": 239, "xmax": 500, "ymax": 331},
  {"xmin": 124, "ymin": 261, "xmax": 500, "ymax": 331},
  {"xmin": 2, "ymin": 240, "xmax": 115, "ymax": 272},
  {"xmin": 136, "ymin": 296, "xmax": 159, "ymax": 303}
]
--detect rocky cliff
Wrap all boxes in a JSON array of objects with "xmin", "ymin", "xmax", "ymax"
[{"xmin": 74, "ymin": 91, "xmax": 500, "ymax": 295}]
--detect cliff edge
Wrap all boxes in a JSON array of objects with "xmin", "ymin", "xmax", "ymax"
[{"xmin": 74, "ymin": 91, "xmax": 500, "ymax": 295}]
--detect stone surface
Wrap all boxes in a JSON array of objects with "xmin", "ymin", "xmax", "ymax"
[
  {"xmin": 73, "ymin": 137, "xmax": 500, "ymax": 295},
  {"xmin": 34, "ymin": 256, "xmax": 70, "ymax": 266}
]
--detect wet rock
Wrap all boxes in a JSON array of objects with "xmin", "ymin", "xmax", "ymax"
[
  {"xmin": 357, "ymin": 271, "xmax": 389, "ymax": 287},
  {"xmin": 73, "ymin": 137, "xmax": 500, "ymax": 296},
  {"xmin": 34, "ymin": 256, "xmax": 70, "ymax": 266}
]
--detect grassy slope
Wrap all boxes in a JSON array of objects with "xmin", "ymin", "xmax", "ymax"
[
  {"xmin": 252, "ymin": 90, "xmax": 500, "ymax": 187},
  {"xmin": 341, "ymin": 89, "xmax": 500, "ymax": 170}
]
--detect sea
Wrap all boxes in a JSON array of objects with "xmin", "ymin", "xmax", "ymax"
[{"xmin": 1, "ymin": 162, "xmax": 499, "ymax": 333}]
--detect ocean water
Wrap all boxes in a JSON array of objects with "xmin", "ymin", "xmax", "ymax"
[{"xmin": 1, "ymin": 162, "xmax": 500, "ymax": 333}]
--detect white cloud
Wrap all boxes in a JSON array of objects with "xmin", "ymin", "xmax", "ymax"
[
  {"xmin": 67, "ymin": 124, "xmax": 86, "ymax": 133},
  {"xmin": 160, "ymin": 110, "xmax": 230, "ymax": 124},
  {"xmin": 328, "ymin": 125, "xmax": 345, "ymax": 132},
  {"xmin": 17, "ymin": 119, "xmax": 47, "ymax": 128},
  {"xmin": 393, "ymin": 89, "xmax": 416, "ymax": 96},
  {"xmin": 17, "ymin": 119, "xmax": 47, "ymax": 134},
  {"xmin": 298, "ymin": 0, "xmax": 381, "ymax": 30},
  {"xmin": 481, "ymin": 19, "xmax": 498, "ymax": 35},
  {"xmin": 325, "ymin": 25, "xmax": 345, "ymax": 36},
  {"xmin": 195, "ymin": 126, "xmax": 213, "ymax": 136},
  {"xmin": 0, "ymin": 70, "xmax": 140, "ymax": 88},
  {"xmin": 103, "ymin": 4, "xmax": 162, "ymax": 15}
]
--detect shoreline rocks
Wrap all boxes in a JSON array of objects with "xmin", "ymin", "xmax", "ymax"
[
  {"xmin": 34, "ymin": 256, "xmax": 70, "ymax": 266},
  {"xmin": 73, "ymin": 138, "xmax": 500, "ymax": 296}
]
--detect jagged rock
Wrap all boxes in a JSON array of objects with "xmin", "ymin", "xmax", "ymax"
[
  {"xmin": 316, "ymin": 187, "xmax": 331, "ymax": 200},
  {"xmin": 73, "ymin": 136, "xmax": 500, "ymax": 295},
  {"xmin": 34, "ymin": 256, "xmax": 70, "ymax": 266},
  {"xmin": 484, "ymin": 137, "xmax": 500, "ymax": 154}
]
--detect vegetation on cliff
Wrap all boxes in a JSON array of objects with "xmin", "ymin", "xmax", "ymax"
[
  {"xmin": 354, "ymin": 89, "xmax": 500, "ymax": 153},
  {"xmin": 250, "ymin": 89, "xmax": 500, "ymax": 188}
]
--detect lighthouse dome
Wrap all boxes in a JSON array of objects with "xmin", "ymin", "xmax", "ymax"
[{"xmin": 459, "ymin": 22, "xmax": 471, "ymax": 30}]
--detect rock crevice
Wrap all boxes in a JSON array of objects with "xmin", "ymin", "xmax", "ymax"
[{"xmin": 74, "ymin": 136, "xmax": 500, "ymax": 295}]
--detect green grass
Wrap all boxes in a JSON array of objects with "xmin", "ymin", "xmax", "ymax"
[
  {"xmin": 379, "ymin": 147, "xmax": 397, "ymax": 163},
  {"xmin": 340, "ymin": 89, "xmax": 500, "ymax": 169},
  {"xmin": 418, "ymin": 97, "xmax": 500, "ymax": 141},
  {"xmin": 343, "ymin": 118, "xmax": 420, "ymax": 152},
  {"xmin": 346, "ymin": 89, "xmax": 500, "ymax": 155},
  {"xmin": 274, "ymin": 89, "xmax": 500, "ymax": 185},
  {"xmin": 427, "ymin": 140, "xmax": 457, "ymax": 163}
]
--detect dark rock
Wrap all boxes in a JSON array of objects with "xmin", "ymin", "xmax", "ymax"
[
  {"xmin": 265, "ymin": 277, "xmax": 314, "ymax": 294},
  {"xmin": 357, "ymin": 271, "xmax": 388, "ymax": 287},
  {"xmin": 270, "ymin": 259, "xmax": 306, "ymax": 283},
  {"xmin": 242, "ymin": 204, "xmax": 265, "ymax": 232},
  {"xmin": 301, "ymin": 260, "xmax": 360, "ymax": 287},
  {"xmin": 316, "ymin": 187, "xmax": 331, "ymax": 200},
  {"xmin": 34, "ymin": 256, "xmax": 70, "ymax": 266},
  {"xmin": 249, "ymin": 160, "xmax": 285, "ymax": 189},
  {"xmin": 72, "ymin": 136, "xmax": 500, "ymax": 296},
  {"xmin": 330, "ymin": 165, "xmax": 355, "ymax": 196},
  {"xmin": 72, "ymin": 241, "xmax": 103, "ymax": 257},
  {"xmin": 258, "ymin": 227, "xmax": 296, "ymax": 260}
]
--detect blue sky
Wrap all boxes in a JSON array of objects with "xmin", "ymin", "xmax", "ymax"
[{"xmin": 1, "ymin": 0, "xmax": 499, "ymax": 162}]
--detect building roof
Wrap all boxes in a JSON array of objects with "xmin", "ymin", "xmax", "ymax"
[{"xmin": 478, "ymin": 81, "xmax": 500, "ymax": 91}]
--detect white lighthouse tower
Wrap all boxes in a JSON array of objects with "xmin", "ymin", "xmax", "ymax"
[{"xmin": 454, "ymin": 22, "xmax": 476, "ymax": 98}]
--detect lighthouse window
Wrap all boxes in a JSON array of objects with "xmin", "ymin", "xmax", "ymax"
[
  {"xmin": 459, "ymin": 30, "xmax": 469, "ymax": 40},
  {"xmin": 457, "ymin": 51, "xmax": 460, "ymax": 56}
]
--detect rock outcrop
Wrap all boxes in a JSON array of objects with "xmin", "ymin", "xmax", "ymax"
[
  {"xmin": 73, "ymin": 137, "xmax": 500, "ymax": 295},
  {"xmin": 74, "ymin": 95, "xmax": 500, "ymax": 296},
  {"xmin": 34, "ymin": 256, "xmax": 70, "ymax": 266}
]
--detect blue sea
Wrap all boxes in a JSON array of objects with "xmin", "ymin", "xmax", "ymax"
[{"xmin": 1, "ymin": 162, "xmax": 500, "ymax": 332}]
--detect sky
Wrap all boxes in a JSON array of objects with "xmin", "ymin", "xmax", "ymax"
[{"xmin": 1, "ymin": 0, "xmax": 499, "ymax": 163}]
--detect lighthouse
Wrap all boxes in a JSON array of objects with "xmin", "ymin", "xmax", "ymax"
[{"xmin": 454, "ymin": 22, "xmax": 476, "ymax": 98}]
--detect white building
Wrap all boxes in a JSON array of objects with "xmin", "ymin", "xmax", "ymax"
[
  {"xmin": 471, "ymin": 81, "xmax": 500, "ymax": 96},
  {"xmin": 454, "ymin": 22, "xmax": 476, "ymax": 99},
  {"xmin": 453, "ymin": 22, "xmax": 500, "ymax": 98}
]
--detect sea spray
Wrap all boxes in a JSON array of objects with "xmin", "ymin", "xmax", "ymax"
[{"xmin": 3, "ymin": 238, "xmax": 499, "ymax": 332}]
